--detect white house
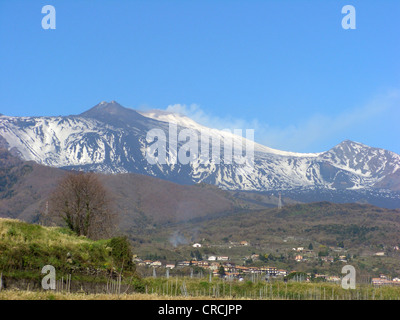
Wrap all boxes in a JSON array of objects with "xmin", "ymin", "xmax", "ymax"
[
  {"xmin": 217, "ymin": 256, "xmax": 229, "ymax": 261},
  {"xmin": 374, "ymin": 252, "xmax": 385, "ymax": 256},
  {"xmin": 277, "ymin": 269, "xmax": 288, "ymax": 277},
  {"xmin": 150, "ymin": 261, "xmax": 162, "ymax": 267},
  {"xmin": 192, "ymin": 243, "xmax": 202, "ymax": 248}
]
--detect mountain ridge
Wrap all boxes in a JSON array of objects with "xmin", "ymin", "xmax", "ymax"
[{"xmin": 0, "ymin": 101, "xmax": 399, "ymax": 195}]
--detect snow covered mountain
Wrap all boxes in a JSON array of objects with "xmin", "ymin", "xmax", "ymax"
[{"xmin": 1, "ymin": 101, "xmax": 399, "ymax": 193}]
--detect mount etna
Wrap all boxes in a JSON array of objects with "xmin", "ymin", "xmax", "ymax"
[{"xmin": 0, "ymin": 101, "xmax": 399, "ymax": 211}]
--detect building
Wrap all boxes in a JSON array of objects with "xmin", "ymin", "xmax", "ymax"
[
  {"xmin": 320, "ymin": 256, "xmax": 334, "ymax": 263},
  {"xmin": 372, "ymin": 278, "xmax": 392, "ymax": 286},
  {"xmin": 197, "ymin": 261, "xmax": 209, "ymax": 267},
  {"xmin": 208, "ymin": 262, "xmax": 220, "ymax": 270},
  {"xmin": 251, "ymin": 254, "xmax": 260, "ymax": 260},
  {"xmin": 150, "ymin": 261, "xmax": 162, "ymax": 267},
  {"xmin": 177, "ymin": 261, "xmax": 191, "ymax": 267},
  {"xmin": 217, "ymin": 256, "xmax": 229, "ymax": 261},
  {"xmin": 235, "ymin": 266, "xmax": 250, "ymax": 273},
  {"xmin": 192, "ymin": 243, "xmax": 202, "ymax": 248},
  {"xmin": 326, "ymin": 276, "xmax": 341, "ymax": 283},
  {"xmin": 225, "ymin": 272, "xmax": 240, "ymax": 280},
  {"xmin": 277, "ymin": 269, "xmax": 288, "ymax": 277},
  {"xmin": 264, "ymin": 267, "xmax": 278, "ymax": 276},
  {"xmin": 295, "ymin": 255, "xmax": 303, "ymax": 262}
]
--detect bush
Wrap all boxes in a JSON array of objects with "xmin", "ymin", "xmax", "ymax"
[{"xmin": 108, "ymin": 236, "xmax": 135, "ymax": 271}]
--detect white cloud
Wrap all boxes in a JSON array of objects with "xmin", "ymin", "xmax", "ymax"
[
  {"xmin": 165, "ymin": 103, "xmax": 261, "ymax": 132},
  {"xmin": 159, "ymin": 89, "xmax": 400, "ymax": 153},
  {"xmin": 260, "ymin": 89, "xmax": 400, "ymax": 152}
]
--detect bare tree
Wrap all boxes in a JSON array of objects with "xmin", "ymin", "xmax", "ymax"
[{"xmin": 48, "ymin": 172, "xmax": 116, "ymax": 240}]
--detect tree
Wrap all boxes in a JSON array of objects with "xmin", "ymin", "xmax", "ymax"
[
  {"xmin": 193, "ymin": 249, "xmax": 202, "ymax": 261},
  {"xmin": 218, "ymin": 265, "xmax": 226, "ymax": 277},
  {"xmin": 318, "ymin": 245, "xmax": 329, "ymax": 257},
  {"xmin": 109, "ymin": 236, "xmax": 135, "ymax": 272},
  {"xmin": 48, "ymin": 172, "xmax": 116, "ymax": 239}
]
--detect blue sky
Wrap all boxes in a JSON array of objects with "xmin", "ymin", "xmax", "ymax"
[{"xmin": 0, "ymin": 0, "xmax": 399, "ymax": 154}]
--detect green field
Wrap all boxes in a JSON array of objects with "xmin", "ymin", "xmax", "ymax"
[{"xmin": 1, "ymin": 278, "xmax": 400, "ymax": 300}]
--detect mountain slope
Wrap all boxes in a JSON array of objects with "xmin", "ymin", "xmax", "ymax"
[
  {"xmin": 0, "ymin": 149, "xmax": 251, "ymax": 226},
  {"xmin": 0, "ymin": 149, "xmax": 65, "ymax": 221},
  {"xmin": 158, "ymin": 201, "xmax": 400, "ymax": 250},
  {"xmin": 0, "ymin": 101, "xmax": 399, "ymax": 195}
]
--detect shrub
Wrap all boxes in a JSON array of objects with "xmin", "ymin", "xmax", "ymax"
[{"xmin": 108, "ymin": 236, "xmax": 135, "ymax": 271}]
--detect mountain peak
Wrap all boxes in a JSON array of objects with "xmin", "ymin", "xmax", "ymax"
[
  {"xmin": 79, "ymin": 101, "xmax": 148, "ymax": 126},
  {"xmin": 339, "ymin": 139, "xmax": 363, "ymax": 145},
  {"xmin": 82, "ymin": 100, "xmax": 126, "ymax": 115},
  {"xmin": 333, "ymin": 140, "xmax": 369, "ymax": 150},
  {"xmin": 325, "ymin": 140, "xmax": 372, "ymax": 159}
]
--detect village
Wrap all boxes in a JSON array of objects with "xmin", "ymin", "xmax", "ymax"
[
  {"xmin": 133, "ymin": 240, "xmax": 400, "ymax": 286},
  {"xmin": 135, "ymin": 256, "xmax": 400, "ymax": 286},
  {"xmin": 134, "ymin": 241, "xmax": 336, "ymax": 282}
]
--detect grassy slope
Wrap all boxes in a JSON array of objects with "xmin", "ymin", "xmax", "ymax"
[{"xmin": 0, "ymin": 218, "xmax": 127, "ymax": 281}]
